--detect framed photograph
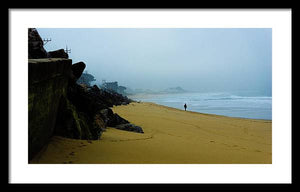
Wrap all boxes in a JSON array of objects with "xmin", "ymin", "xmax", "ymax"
[{"xmin": 9, "ymin": 9, "xmax": 292, "ymax": 184}]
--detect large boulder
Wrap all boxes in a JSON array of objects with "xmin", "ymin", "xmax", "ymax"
[
  {"xmin": 47, "ymin": 49, "xmax": 69, "ymax": 59},
  {"xmin": 115, "ymin": 123, "xmax": 144, "ymax": 133},
  {"xmin": 107, "ymin": 113, "xmax": 129, "ymax": 127},
  {"xmin": 99, "ymin": 108, "xmax": 143, "ymax": 133},
  {"xmin": 28, "ymin": 28, "xmax": 48, "ymax": 59},
  {"xmin": 69, "ymin": 62, "xmax": 86, "ymax": 85},
  {"xmin": 71, "ymin": 62, "xmax": 86, "ymax": 79}
]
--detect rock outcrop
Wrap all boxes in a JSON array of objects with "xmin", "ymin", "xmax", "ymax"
[
  {"xmin": 28, "ymin": 28, "xmax": 69, "ymax": 60},
  {"xmin": 28, "ymin": 28, "xmax": 143, "ymax": 161},
  {"xmin": 115, "ymin": 123, "xmax": 144, "ymax": 133},
  {"xmin": 28, "ymin": 28, "xmax": 48, "ymax": 59},
  {"xmin": 28, "ymin": 58, "xmax": 72, "ymax": 160},
  {"xmin": 71, "ymin": 62, "xmax": 86, "ymax": 80},
  {"xmin": 54, "ymin": 95, "xmax": 95, "ymax": 140},
  {"xmin": 55, "ymin": 83, "xmax": 105, "ymax": 141},
  {"xmin": 69, "ymin": 62, "xmax": 86, "ymax": 84}
]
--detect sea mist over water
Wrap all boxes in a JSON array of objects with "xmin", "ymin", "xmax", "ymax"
[{"xmin": 130, "ymin": 92, "xmax": 272, "ymax": 120}]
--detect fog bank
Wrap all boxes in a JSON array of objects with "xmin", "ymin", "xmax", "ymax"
[{"xmin": 37, "ymin": 28, "xmax": 272, "ymax": 96}]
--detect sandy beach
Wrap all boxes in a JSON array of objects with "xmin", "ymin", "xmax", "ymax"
[{"xmin": 30, "ymin": 102, "xmax": 272, "ymax": 164}]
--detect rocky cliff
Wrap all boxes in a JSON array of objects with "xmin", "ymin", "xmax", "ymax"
[
  {"xmin": 28, "ymin": 58, "xmax": 72, "ymax": 160},
  {"xmin": 28, "ymin": 28, "xmax": 143, "ymax": 161}
]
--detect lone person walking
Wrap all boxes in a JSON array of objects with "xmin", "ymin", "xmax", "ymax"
[{"xmin": 184, "ymin": 103, "xmax": 187, "ymax": 111}]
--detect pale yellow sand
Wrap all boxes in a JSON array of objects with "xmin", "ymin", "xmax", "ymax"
[{"xmin": 30, "ymin": 102, "xmax": 272, "ymax": 164}]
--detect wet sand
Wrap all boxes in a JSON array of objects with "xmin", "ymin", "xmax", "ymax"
[{"xmin": 30, "ymin": 102, "xmax": 272, "ymax": 164}]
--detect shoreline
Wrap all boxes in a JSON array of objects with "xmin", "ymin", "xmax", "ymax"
[
  {"xmin": 128, "ymin": 92, "xmax": 272, "ymax": 121},
  {"xmin": 140, "ymin": 102, "xmax": 272, "ymax": 122},
  {"xmin": 30, "ymin": 102, "xmax": 272, "ymax": 164}
]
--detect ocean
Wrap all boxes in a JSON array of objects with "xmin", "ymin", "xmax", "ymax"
[{"xmin": 129, "ymin": 92, "xmax": 272, "ymax": 120}]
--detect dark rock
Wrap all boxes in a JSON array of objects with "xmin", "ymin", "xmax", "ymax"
[
  {"xmin": 28, "ymin": 58, "xmax": 72, "ymax": 161},
  {"xmin": 65, "ymin": 82, "xmax": 135, "ymax": 131},
  {"xmin": 28, "ymin": 30, "xmax": 135, "ymax": 161},
  {"xmin": 99, "ymin": 109, "xmax": 129, "ymax": 127},
  {"xmin": 68, "ymin": 62, "xmax": 88, "ymax": 86},
  {"xmin": 47, "ymin": 49, "xmax": 69, "ymax": 59},
  {"xmin": 29, "ymin": 58, "xmax": 134, "ymax": 160},
  {"xmin": 71, "ymin": 62, "xmax": 86, "ymax": 81},
  {"xmin": 77, "ymin": 112, "xmax": 94, "ymax": 139},
  {"xmin": 67, "ymin": 84, "xmax": 107, "ymax": 116},
  {"xmin": 54, "ymin": 94, "xmax": 104, "ymax": 141},
  {"xmin": 99, "ymin": 108, "xmax": 114, "ymax": 125},
  {"xmin": 28, "ymin": 58, "xmax": 72, "ymax": 85},
  {"xmin": 55, "ymin": 83, "xmax": 108, "ymax": 140},
  {"xmin": 67, "ymin": 84, "xmax": 132, "ymax": 118},
  {"xmin": 28, "ymin": 28, "xmax": 69, "ymax": 60},
  {"xmin": 28, "ymin": 28, "xmax": 48, "ymax": 59},
  {"xmin": 54, "ymin": 95, "xmax": 93, "ymax": 140},
  {"xmin": 92, "ymin": 114, "xmax": 106, "ymax": 138},
  {"xmin": 115, "ymin": 123, "xmax": 144, "ymax": 133},
  {"xmin": 109, "ymin": 113, "xmax": 129, "ymax": 127},
  {"xmin": 54, "ymin": 95, "xmax": 81, "ymax": 139},
  {"xmin": 96, "ymin": 88, "xmax": 132, "ymax": 107}
]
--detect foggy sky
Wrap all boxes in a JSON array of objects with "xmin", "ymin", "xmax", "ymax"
[{"xmin": 37, "ymin": 28, "xmax": 272, "ymax": 96}]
